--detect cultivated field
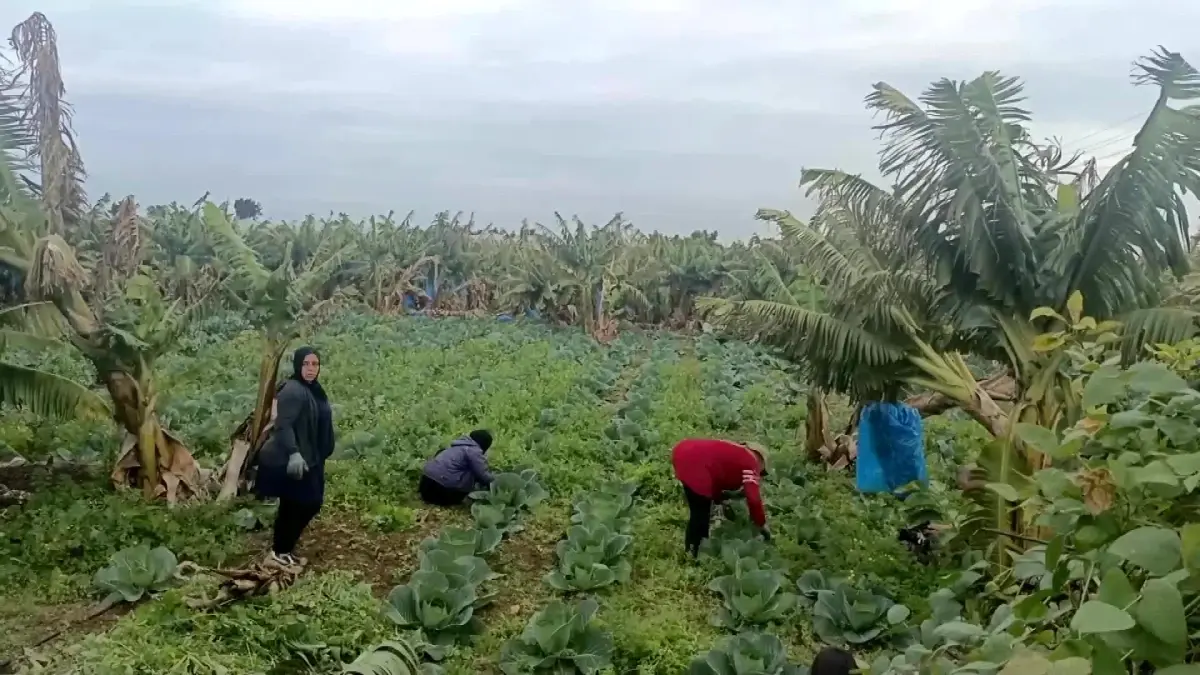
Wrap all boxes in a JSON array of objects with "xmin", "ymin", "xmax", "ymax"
[{"xmin": 0, "ymin": 315, "xmax": 957, "ymax": 673}]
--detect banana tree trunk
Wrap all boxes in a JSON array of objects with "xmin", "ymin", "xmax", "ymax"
[
  {"xmin": 105, "ymin": 368, "xmax": 204, "ymax": 502},
  {"xmin": 216, "ymin": 336, "xmax": 287, "ymax": 501},
  {"xmin": 804, "ymin": 387, "xmax": 834, "ymax": 462}
]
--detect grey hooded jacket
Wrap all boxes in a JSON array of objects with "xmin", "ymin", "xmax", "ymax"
[{"xmin": 422, "ymin": 436, "xmax": 493, "ymax": 492}]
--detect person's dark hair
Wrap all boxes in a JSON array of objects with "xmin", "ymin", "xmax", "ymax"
[
  {"xmin": 812, "ymin": 646, "xmax": 855, "ymax": 675},
  {"xmin": 469, "ymin": 429, "xmax": 493, "ymax": 452}
]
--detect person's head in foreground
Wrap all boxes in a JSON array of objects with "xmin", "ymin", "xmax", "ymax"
[
  {"xmin": 812, "ymin": 646, "xmax": 856, "ymax": 675},
  {"xmin": 469, "ymin": 429, "xmax": 493, "ymax": 452}
]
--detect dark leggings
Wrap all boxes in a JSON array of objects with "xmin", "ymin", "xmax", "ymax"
[
  {"xmin": 273, "ymin": 499, "xmax": 322, "ymax": 555},
  {"xmin": 419, "ymin": 475, "xmax": 470, "ymax": 507},
  {"xmin": 683, "ymin": 484, "xmax": 714, "ymax": 557}
]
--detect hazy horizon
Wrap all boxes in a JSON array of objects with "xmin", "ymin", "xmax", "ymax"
[{"xmin": 4, "ymin": 0, "xmax": 1192, "ymax": 240}]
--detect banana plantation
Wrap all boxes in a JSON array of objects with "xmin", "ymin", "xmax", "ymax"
[{"xmin": 3, "ymin": 9, "xmax": 1200, "ymax": 675}]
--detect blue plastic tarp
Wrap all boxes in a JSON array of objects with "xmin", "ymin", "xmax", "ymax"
[{"xmin": 856, "ymin": 401, "xmax": 927, "ymax": 494}]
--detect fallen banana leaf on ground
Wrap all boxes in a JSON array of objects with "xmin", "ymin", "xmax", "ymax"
[{"xmin": 182, "ymin": 555, "xmax": 307, "ymax": 610}]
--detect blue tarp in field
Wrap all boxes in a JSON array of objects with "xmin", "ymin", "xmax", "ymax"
[{"xmin": 856, "ymin": 401, "xmax": 927, "ymax": 494}]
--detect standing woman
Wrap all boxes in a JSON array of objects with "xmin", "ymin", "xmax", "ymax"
[{"xmin": 256, "ymin": 347, "xmax": 335, "ymax": 566}]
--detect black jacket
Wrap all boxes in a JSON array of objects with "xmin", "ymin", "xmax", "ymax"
[{"xmin": 260, "ymin": 379, "xmax": 330, "ymax": 469}]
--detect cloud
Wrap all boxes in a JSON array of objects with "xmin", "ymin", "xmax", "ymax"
[{"xmin": 5, "ymin": 0, "xmax": 1197, "ymax": 236}]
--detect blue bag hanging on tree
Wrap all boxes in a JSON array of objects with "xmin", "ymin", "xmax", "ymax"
[{"xmin": 856, "ymin": 401, "xmax": 927, "ymax": 494}]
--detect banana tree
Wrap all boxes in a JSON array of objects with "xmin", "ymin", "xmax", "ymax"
[
  {"xmin": 2, "ymin": 199, "xmax": 208, "ymax": 499},
  {"xmin": 530, "ymin": 213, "xmax": 629, "ymax": 335},
  {"xmin": 202, "ymin": 203, "xmax": 355, "ymax": 500},
  {"xmin": 702, "ymin": 49, "xmax": 1200, "ymax": 543}
]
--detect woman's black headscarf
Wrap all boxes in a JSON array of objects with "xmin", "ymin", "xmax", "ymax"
[
  {"xmin": 291, "ymin": 346, "xmax": 328, "ymax": 401},
  {"xmin": 291, "ymin": 346, "xmax": 334, "ymax": 459}
]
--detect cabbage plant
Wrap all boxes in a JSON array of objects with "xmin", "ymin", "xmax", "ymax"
[
  {"xmin": 470, "ymin": 470, "xmax": 548, "ymax": 533},
  {"xmin": 92, "ymin": 544, "xmax": 179, "ymax": 605},
  {"xmin": 811, "ymin": 584, "xmax": 903, "ymax": 645},
  {"xmin": 569, "ymin": 483, "xmax": 636, "ymax": 533},
  {"xmin": 342, "ymin": 638, "xmax": 442, "ymax": 675},
  {"xmin": 498, "ymin": 598, "xmax": 613, "ymax": 674},
  {"xmin": 709, "ymin": 567, "xmax": 798, "ymax": 629},
  {"xmin": 545, "ymin": 522, "xmax": 633, "ymax": 592},
  {"xmin": 420, "ymin": 526, "xmax": 503, "ymax": 559},
  {"xmin": 383, "ymin": 550, "xmax": 497, "ymax": 644},
  {"xmin": 688, "ymin": 631, "xmax": 807, "ymax": 675}
]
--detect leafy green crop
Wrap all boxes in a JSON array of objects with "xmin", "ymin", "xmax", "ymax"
[
  {"xmin": 92, "ymin": 544, "xmax": 179, "ymax": 605},
  {"xmin": 498, "ymin": 598, "xmax": 614, "ymax": 674},
  {"xmin": 795, "ymin": 568, "xmax": 905, "ymax": 645},
  {"xmin": 570, "ymin": 482, "xmax": 636, "ymax": 530},
  {"xmin": 811, "ymin": 584, "xmax": 904, "ymax": 645},
  {"xmin": 470, "ymin": 470, "xmax": 549, "ymax": 534},
  {"xmin": 545, "ymin": 522, "xmax": 633, "ymax": 592},
  {"xmin": 795, "ymin": 569, "xmax": 848, "ymax": 608},
  {"xmin": 342, "ymin": 639, "xmax": 441, "ymax": 675},
  {"xmin": 420, "ymin": 526, "xmax": 503, "ymax": 559},
  {"xmin": 383, "ymin": 550, "xmax": 497, "ymax": 644},
  {"xmin": 709, "ymin": 563, "xmax": 798, "ymax": 629},
  {"xmin": 688, "ymin": 631, "xmax": 807, "ymax": 675}
]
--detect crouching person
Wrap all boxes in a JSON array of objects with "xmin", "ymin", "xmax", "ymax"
[{"xmin": 420, "ymin": 430, "xmax": 494, "ymax": 506}]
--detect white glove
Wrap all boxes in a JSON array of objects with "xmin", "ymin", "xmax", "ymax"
[{"xmin": 286, "ymin": 452, "xmax": 308, "ymax": 479}]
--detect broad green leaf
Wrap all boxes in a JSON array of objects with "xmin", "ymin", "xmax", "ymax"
[
  {"xmin": 1157, "ymin": 418, "xmax": 1199, "ymax": 446},
  {"xmin": 1127, "ymin": 362, "xmax": 1188, "ymax": 395},
  {"xmin": 1033, "ymin": 332, "xmax": 1067, "ymax": 353},
  {"xmin": 1096, "ymin": 568, "xmax": 1137, "ymax": 609},
  {"xmin": 1031, "ymin": 306, "xmax": 1066, "ymax": 323},
  {"xmin": 985, "ymin": 482, "xmax": 1020, "ymax": 502},
  {"xmin": 1131, "ymin": 460, "xmax": 1179, "ymax": 486},
  {"xmin": 1109, "ymin": 409, "xmax": 1152, "ymax": 429},
  {"xmin": 1165, "ymin": 452, "xmax": 1200, "ymax": 476},
  {"xmin": 1107, "ymin": 526, "xmax": 1182, "ymax": 576},
  {"xmin": 1069, "ymin": 601, "xmax": 1135, "ymax": 634},
  {"xmin": 1081, "ymin": 366, "xmax": 1125, "ymax": 408},
  {"xmin": 1134, "ymin": 578, "xmax": 1187, "ymax": 647},
  {"xmin": 886, "ymin": 604, "xmax": 910, "ymax": 625},
  {"xmin": 933, "ymin": 621, "xmax": 984, "ymax": 642},
  {"xmin": 1015, "ymin": 423, "xmax": 1060, "ymax": 455}
]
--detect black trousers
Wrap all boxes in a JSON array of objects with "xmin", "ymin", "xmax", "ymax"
[
  {"xmin": 273, "ymin": 499, "xmax": 322, "ymax": 555},
  {"xmin": 419, "ymin": 475, "xmax": 469, "ymax": 507},
  {"xmin": 683, "ymin": 484, "xmax": 714, "ymax": 557}
]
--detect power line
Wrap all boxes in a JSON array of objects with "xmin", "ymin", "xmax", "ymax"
[
  {"xmin": 1077, "ymin": 129, "xmax": 1137, "ymax": 156},
  {"xmin": 1093, "ymin": 147, "xmax": 1132, "ymax": 165},
  {"xmin": 1059, "ymin": 112, "xmax": 1143, "ymax": 148}
]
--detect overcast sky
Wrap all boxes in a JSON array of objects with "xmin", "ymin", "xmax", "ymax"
[{"xmin": 2, "ymin": 0, "xmax": 1193, "ymax": 238}]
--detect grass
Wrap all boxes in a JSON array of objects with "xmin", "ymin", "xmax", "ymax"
[{"xmin": 0, "ymin": 314, "xmax": 970, "ymax": 673}]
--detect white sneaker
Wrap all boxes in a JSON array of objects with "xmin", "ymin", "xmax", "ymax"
[{"xmin": 268, "ymin": 551, "xmax": 297, "ymax": 566}]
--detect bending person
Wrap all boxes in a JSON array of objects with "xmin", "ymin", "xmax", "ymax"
[
  {"xmin": 420, "ymin": 430, "xmax": 494, "ymax": 506},
  {"xmin": 256, "ymin": 347, "xmax": 336, "ymax": 566},
  {"xmin": 671, "ymin": 438, "xmax": 770, "ymax": 557}
]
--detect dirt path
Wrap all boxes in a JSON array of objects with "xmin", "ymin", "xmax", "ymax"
[{"xmin": 244, "ymin": 505, "xmax": 470, "ymax": 595}]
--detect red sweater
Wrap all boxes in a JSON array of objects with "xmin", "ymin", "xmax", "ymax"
[{"xmin": 671, "ymin": 438, "xmax": 767, "ymax": 527}]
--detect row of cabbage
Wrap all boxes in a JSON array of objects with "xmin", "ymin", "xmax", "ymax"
[
  {"xmin": 343, "ymin": 469, "xmax": 549, "ymax": 674},
  {"xmin": 602, "ymin": 338, "xmax": 682, "ymax": 460},
  {"xmin": 689, "ymin": 511, "xmax": 911, "ymax": 674},
  {"xmin": 492, "ymin": 479, "xmax": 639, "ymax": 674}
]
